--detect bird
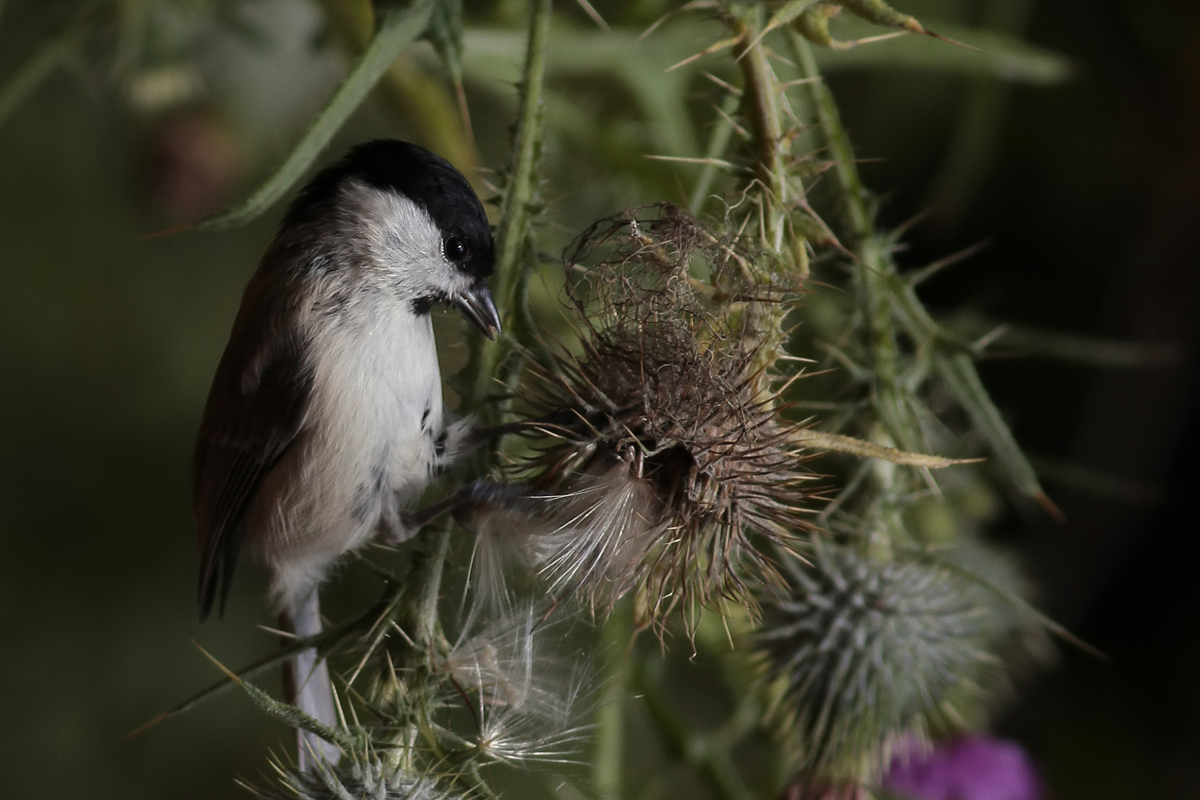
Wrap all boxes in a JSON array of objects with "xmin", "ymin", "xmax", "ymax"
[{"xmin": 192, "ymin": 139, "xmax": 500, "ymax": 769}]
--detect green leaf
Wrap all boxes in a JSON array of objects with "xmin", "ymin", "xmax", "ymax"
[
  {"xmin": 424, "ymin": 0, "xmax": 466, "ymax": 88},
  {"xmin": 934, "ymin": 554, "xmax": 1104, "ymax": 658},
  {"xmin": 797, "ymin": 429, "xmax": 981, "ymax": 468},
  {"xmin": 194, "ymin": 643, "xmax": 357, "ymax": 749},
  {"xmin": 933, "ymin": 350, "xmax": 1060, "ymax": 516},
  {"xmin": 945, "ymin": 310, "xmax": 1181, "ymax": 368},
  {"xmin": 1029, "ymin": 456, "xmax": 1163, "ymax": 504},
  {"xmin": 196, "ymin": 0, "xmax": 436, "ymax": 230},
  {"xmin": 690, "ymin": 92, "xmax": 742, "ymax": 213},
  {"xmin": 124, "ymin": 599, "xmax": 384, "ymax": 739},
  {"xmin": 812, "ymin": 19, "xmax": 1072, "ymax": 84}
]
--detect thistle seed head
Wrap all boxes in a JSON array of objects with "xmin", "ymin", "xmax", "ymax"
[
  {"xmin": 755, "ymin": 544, "xmax": 1003, "ymax": 784},
  {"xmin": 445, "ymin": 602, "xmax": 594, "ymax": 765},
  {"xmin": 492, "ymin": 205, "xmax": 815, "ymax": 629}
]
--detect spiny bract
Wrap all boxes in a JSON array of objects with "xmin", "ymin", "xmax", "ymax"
[
  {"xmin": 249, "ymin": 757, "xmax": 453, "ymax": 800},
  {"xmin": 755, "ymin": 543, "xmax": 1004, "ymax": 783}
]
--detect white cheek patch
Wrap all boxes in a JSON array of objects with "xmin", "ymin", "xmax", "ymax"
[{"xmin": 337, "ymin": 180, "xmax": 448, "ymax": 299}]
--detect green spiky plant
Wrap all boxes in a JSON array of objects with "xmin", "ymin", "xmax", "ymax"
[{"xmin": 4, "ymin": 0, "xmax": 1139, "ymax": 797}]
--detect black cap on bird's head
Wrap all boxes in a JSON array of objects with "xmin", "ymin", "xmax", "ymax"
[{"xmin": 286, "ymin": 140, "xmax": 501, "ymax": 338}]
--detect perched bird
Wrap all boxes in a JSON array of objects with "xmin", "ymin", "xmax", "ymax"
[{"xmin": 192, "ymin": 140, "xmax": 499, "ymax": 768}]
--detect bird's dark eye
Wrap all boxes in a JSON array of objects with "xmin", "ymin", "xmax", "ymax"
[{"xmin": 444, "ymin": 236, "xmax": 468, "ymax": 263}]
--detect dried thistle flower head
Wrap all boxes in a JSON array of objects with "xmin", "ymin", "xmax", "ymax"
[
  {"xmin": 755, "ymin": 544, "xmax": 1005, "ymax": 784},
  {"xmin": 477, "ymin": 205, "xmax": 815, "ymax": 630}
]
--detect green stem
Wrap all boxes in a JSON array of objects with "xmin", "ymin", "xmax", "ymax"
[
  {"xmin": 735, "ymin": 11, "xmax": 787, "ymax": 253},
  {"xmin": 494, "ymin": 0, "xmax": 552, "ymax": 292},
  {"xmin": 792, "ymin": 30, "xmax": 1051, "ymax": 508},
  {"xmin": 593, "ymin": 604, "xmax": 631, "ymax": 800},
  {"xmin": 632, "ymin": 660, "xmax": 756, "ymax": 800},
  {"xmin": 733, "ymin": 7, "xmax": 813, "ymax": 281},
  {"xmin": 792, "ymin": 32, "xmax": 917, "ymax": 453},
  {"xmin": 465, "ymin": 0, "xmax": 552, "ymax": 418},
  {"xmin": 415, "ymin": 523, "xmax": 452, "ymax": 649},
  {"xmin": 789, "ymin": 31, "xmax": 868, "ymax": 239},
  {"xmin": 722, "ymin": 10, "xmax": 813, "ymax": 386}
]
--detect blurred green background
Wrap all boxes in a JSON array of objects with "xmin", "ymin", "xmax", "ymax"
[{"xmin": 1, "ymin": 0, "xmax": 1199, "ymax": 797}]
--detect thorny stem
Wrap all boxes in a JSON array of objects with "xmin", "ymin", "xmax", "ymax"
[
  {"xmin": 733, "ymin": 10, "xmax": 787, "ymax": 253},
  {"xmin": 792, "ymin": 32, "xmax": 913, "ymax": 459},
  {"xmin": 789, "ymin": 33, "xmax": 869, "ymax": 238},
  {"xmin": 722, "ymin": 9, "xmax": 815, "ymax": 390},
  {"xmin": 416, "ymin": 522, "xmax": 453, "ymax": 649},
  {"xmin": 465, "ymin": 0, "xmax": 552, "ymax": 420},
  {"xmin": 402, "ymin": 0, "xmax": 552, "ymax": 777},
  {"xmin": 791, "ymin": 30, "xmax": 1053, "ymax": 511},
  {"xmin": 342, "ymin": 0, "xmax": 554, "ymax": 784},
  {"xmin": 732, "ymin": 9, "xmax": 810, "ymax": 280},
  {"xmin": 791, "ymin": 32, "xmax": 918, "ymax": 562}
]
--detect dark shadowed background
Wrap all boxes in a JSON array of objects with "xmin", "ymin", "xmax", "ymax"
[{"xmin": 1, "ymin": 0, "xmax": 1198, "ymax": 797}]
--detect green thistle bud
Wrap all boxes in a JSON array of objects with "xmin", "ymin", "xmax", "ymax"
[{"xmin": 755, "ymin": 544, "xmax": 1003, "ymax": 783}]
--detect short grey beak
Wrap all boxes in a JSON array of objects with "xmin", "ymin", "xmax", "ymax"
[{"xmin": 453, "ymin": 281, "xmax": 502, "ymax": 340}]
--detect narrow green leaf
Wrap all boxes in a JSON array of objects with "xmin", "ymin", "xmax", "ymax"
[
  {"xmin": 1029, "ymin": 456, "xmax": 1163, "ymax": 505},
  {"xmin": 194, "ymin": 643, "xmax": 357, "ymax": 749},
  {"xmin": 618, "ymin": 57, "xmax": 698, "ymax": 156},
  {"xmin": 123, "ymin": 643, "xmax": 294, "ymax": 740},
  {"xmin": 124, "ymin": 600, "xmax": 382, "ymax": 739},
  {"xmin": 424, "ymin": 0, "xmax": 465, "ymax": 88},
  {"xmin": 196, "ymin": 0, "xmax": 435, "ymax": 230},
  {"xmin": 933, "ymin": 350, "xmax": 1060, "ymax": 516},
  {"xmin": 946, "ymin": 311, "xmax": 1181, "ymax": 368},
  {"xmin": 460, "ymin": 25, "xmax": 710, "ymax": 157},
  {"xmin": 813, "ymin": 20, "xmax": 1072, "ymax": 84},
  {"xmin": 934, "ymin": 555, "xmax": 1105, "ymax": 659},
  {"xmin": 798, "ymin": 429, "xmax": 981, "ymax": 468},
  {"xmin": 690, "ymin": 92, "xmax": 741, "ymax": 213},
  {"xmin": 460, "ymin": 22, "xmax": 1069, "ymax": 91}
]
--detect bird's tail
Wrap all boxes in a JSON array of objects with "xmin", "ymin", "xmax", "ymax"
[{"xmin": 283, "ymin": 589, "xmax": 341, "ymax": 772}]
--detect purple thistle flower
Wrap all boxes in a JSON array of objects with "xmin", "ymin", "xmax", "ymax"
[{"xmin": 883, "ymin": 736, "xmax": 1043, "ymax": 800}]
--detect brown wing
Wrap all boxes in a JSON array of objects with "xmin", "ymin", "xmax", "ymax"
[{"xmin": 193, "ymin": 269, "xmax": 312, "ymax": 620}]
